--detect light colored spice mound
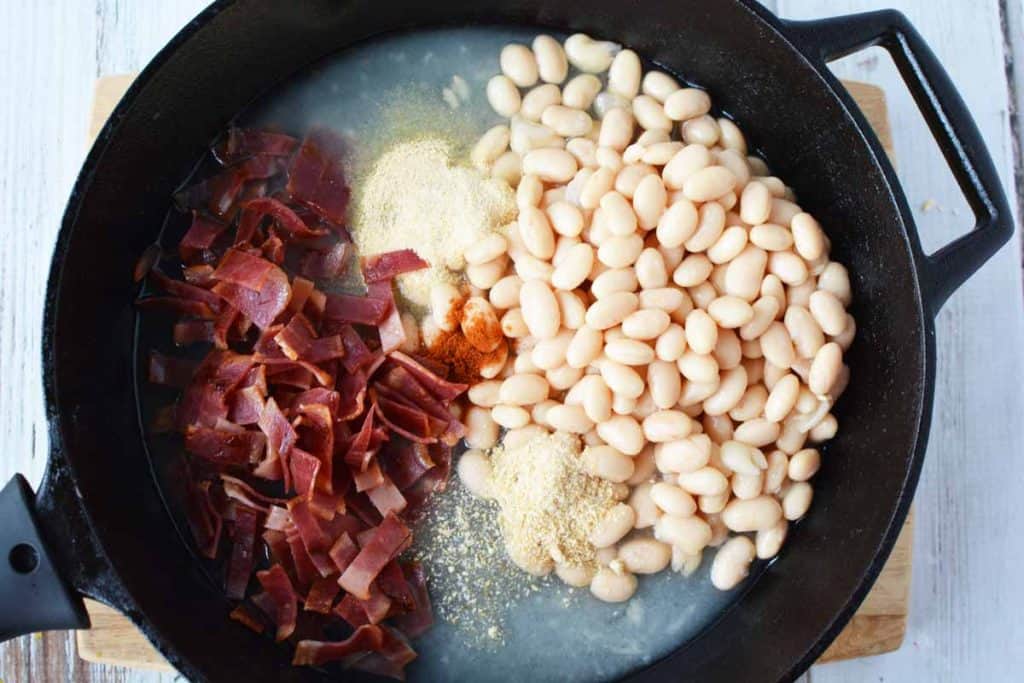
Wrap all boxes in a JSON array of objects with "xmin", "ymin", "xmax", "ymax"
[
  {"xmin": 352, "ymin": 137, "xmax": 516, "ymax": 308},
  {"xmin": 489, "ymin": 432, "xmax": 617, "ymax": 576}
]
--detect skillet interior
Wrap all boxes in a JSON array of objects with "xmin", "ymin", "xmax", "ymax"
[{"xmin": 44, "ymin": 1, "xmax": 927, "ymax": 681}]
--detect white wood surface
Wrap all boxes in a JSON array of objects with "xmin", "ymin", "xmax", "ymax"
[{"xmin": 0, "ymin": 1, "xmax": 1020, "ymax": 681}]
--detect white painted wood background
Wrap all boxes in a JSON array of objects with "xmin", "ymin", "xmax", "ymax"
[{"xmin": 0, "ymin": 0, "xmax": 1021, "ymax": 681}]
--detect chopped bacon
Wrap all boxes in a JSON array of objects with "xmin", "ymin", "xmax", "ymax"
[
  {"xmin": 226, "ymin": 507, "xmax": 260, "ymax": 599},
  {"xmin": 229, "ymin": 603, "xmax": 266, "ymax": 634},
  {"xmin": 366, "ymin": 477, "xmax": 407, "ymax": 517},
  {"xmin": 214, "ymin": 127, "xmax": 298, "ymax": 166},
  {"xmin": 286, "ymin": 128, "xmax": 350, "ymax": 225},
  {"xmin": 185, "ymin": 426, "xmax": 266, "ymax": 466},
  {"xmin": 338, "ymin": 513, "xmax": 411, "ymax": 600},
  {"xmin": 361, "ymin": 250, "xmax": 429, "ymax": 283},
  {"xmin": 304, "ymin": 575, "xmax": 342, "ymax": 614},
  {"xmin": 255, "ymin": 564, "xmax": 298, "ymax": 642},
  {"xmin": 134, "ymin": 243, "xmax": 162, "ymax": 282},
  {"xmin": 148, "ymin": 351, "xmax": 198, "ymax": 389},
  {"xmin": 323, "ymin": 292, "xmax": 390, "ymax": 326},
  {"xmin": 179, "ymin": 213, "xmax": 227, "ymax": 264},
  {"xmin": 146, "ymin": 128, "xmax": 464, "ymax": 679},
  {"xmin": 237, "ymin": 197, "xmax": 328, "ymax": 243},
  {"xmin": 292, "ymin": 624, "xmax": 383, "ymax": 667}
]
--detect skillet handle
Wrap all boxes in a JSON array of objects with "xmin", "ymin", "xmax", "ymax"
[
  {"xmin": 0, "ymin": 475, "xmax": 89, "ymax": 640},
  {"xmin": 784, "ymin": 10, "xmax": 1014, "ymax": 314}
]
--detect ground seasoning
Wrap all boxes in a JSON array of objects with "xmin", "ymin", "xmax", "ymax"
[{"xmin": 423, "ymin": 330, "xmax": 506, "ymax": 384}]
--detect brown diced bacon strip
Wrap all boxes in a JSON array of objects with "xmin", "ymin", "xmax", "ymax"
[
  {"xmin": 214, "ymin": 127, "xmax": 299, "ymax": 166},
  {"xmin": 338, "ymin": 513, "xmax": 411, "ymax": 600},
  {"xmin": 291, "ymin": 624, "xmax": 384, "ymax": 667},
  {"xmin": 361, "ymin": 249, "xmax": 429, "ymax": 284},
  {"xmin": 254, "ymin": 564, "xmax": 298, "ymax": 642}
]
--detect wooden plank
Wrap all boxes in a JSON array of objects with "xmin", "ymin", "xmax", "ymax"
[
  {"xmin": 775, "ymin": 2, "xmax": 1024, "ymax": 683},
  {"xmin": 71, "ymin": 76, "xmax": 912, "ymax": 672}
]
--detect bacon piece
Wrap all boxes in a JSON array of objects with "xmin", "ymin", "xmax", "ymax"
[
  {"xmin": 177, "ymin": 351, "xmax": 255, "ymax": 429},
  {"xmin": 173, "ymin": 320, "xmax": 215, "ymax": 346},
  {"xmin": 344, "ymin": 406, "xmax": 378, "ymax": 471},
  {"xmin": 289, "ymin": 448, "xmax": 321, "ymax": 498},
  {"xmin": 286, "ymin": 533, "xmax": 319, "ymax": 591},
  {"xmin": 274, "ymin": 314, "xmax": 346, "ymax": 365},
  {"xmin": 225, "ymin": 506, "xmax": 260, "ymax": 599},
  {"xmin": 297, "ymin": 403, "xmax": 335, "ymax": 493},
  {"xmin": 367, "ymin": 280, "xmax": 406, "ymax": 354},
  {"xmin": 179, "ymin": 212, "xmax": 227, "ymax": 264},
  {"xmin": 304, "ymin": 576, "xmax": 341, "ymax": 614},
  {"xmin": 183, "ymin": 264, "xmax": 217, "ymax": 287},
  {"xmin": 323, "ymin": 293, "xmax": 390, "ymax": 326},
  {"xmin": 292, "ymin": 624, "xmax": 384, "ymax": 667},
  {"xmin": 228, "ymin": 603, "xmax": 265, "ymax": 634},
  {"xmin": 175, "ymin": 167, "xmax": 246, "ymax": 217},
  {"xmin": 237, "ymin": 197, "xmax": 328, "ymax": 243},
  {"xmin": 287, "ymin": 128, "xmax": 350, "ymax": 225},
  {"xmin": 349, "ymin": 626, "xmax": 417, "ymax": 680},
  {"xmin": 366, "ymin": 477, "xmax": 407, "ymax": 517},
  {"xmin": 148, "ymin": 351, "xmax": 198, "ymax": 389},
  {"xmin": 134, "ymin": 243, "xmax": 162, "ymax": 282},
  {"xmin": 328, "ymin": 532, "xmax": 360, "ymax": 575},
  {"xmin": 386, "ymin": 351, "xmax": 468, "ymax": 401},
  {"xmin": 255, "ymin": 564, "xmax": 298, "ymax": 641},
  {"xmin": 338, "ymin": 326, "xmax": 374, "ymax": 374},
  {"xmin": 338, "ymin": 513, "xmax": 411, "ymax": 600},
  {"xmin": 382, "ymin": 442, "xmax": 434, "ymax": 491},
  {"xmin": 287, "ymin": 276, "xmax": 316, "ymax": 316},
  {"xmin": 212, "ymin": 248, "xmax": 276, "ymax": 290},
  {"xmin": 353, "ymin": 460, "xmax": 384, "ymax": 493},
  {"xmin": 183, "ymin": 479, "xmax": 222, "ymax": 559},
  {"xmin": 376, "ymin": 561, "xmax": 416, "ymax": 614},
  {"xmin": 214, "ymin": 127, "xmax": 298, "ymax": 166},
  {"xmin": 220, "ymin": 474, "xmax": 286, "ymax": 511},
  {"xmin": 228, "ymin": 385, "xmax": 265, "ymax": 425},
  {"xmin": 361, "ymin": 250, "xmax": 429, "ymax": 283},
  {"xmin": 185, "ymin": 426, "xmax": 266, "ymax": 466}
]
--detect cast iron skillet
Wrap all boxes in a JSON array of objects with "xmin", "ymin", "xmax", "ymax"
[{"xmin": 0, "ymin": 1, "xmax": 1013, "ymax": 681}]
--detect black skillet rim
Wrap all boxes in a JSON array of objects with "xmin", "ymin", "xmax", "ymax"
[{"xmin": 40, "ymin": 1, "xmax": 932, "ymax": 681}]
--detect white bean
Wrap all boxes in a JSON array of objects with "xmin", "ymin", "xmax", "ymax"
[
  {"xmin": 465, "ymin": 406, "xmax": 499, "ymax": 449},
  {"xmin": 808, "ymin": 342, "xmax": 842, "ymax": 395},
  {"xmin": 590, "ymin": 567, "xmax": 637, "ymax": 602},
  {"xmin": 499, "ymin": 374, "xmax": 550, "ymax": 406},
  {"xmin": 457, "ymin": 449, "xmax": 493, "ymax": 498},
  {"xmin": 808, "ymin": 290, "xmax": 847, "ymax": 336},
  {"xmin": 501, "ymin": 43, "xmax": 539, "ymax": 87},
  {"xmin": 556, "ymin": 562, "xmax": 595, "ymax": 588},
  {"xmin": 664, "ymin": 88, "xmax": 712, "ymax": 121},
  {"xmin": 655, "ymin": 324, "xmax": 687, "ymax": 362},
  {"xmin": 724, "ymin": 245, "xmax": 768, "ymax": 301},
  {"xmin": 633, "ymin": 94, "xmax": 673, "ymax": 131},
  {"xmin": 542, "ymin": 104, "xmax": 593, "ymax": 137},
  {"xmin": 782, "ymin": 481, "xmax": 814, "ymax": 520},
  {"xmin": 682, "ymin": 115, "xmax": 720, "ymax": 146},
  {"xmin": 654, "ymin": 514, "xmax": 712, "ymax": 554},
  {"xmin": 608, "ymin": 49, "xmax": 642, "ymax": 98},
  {"xmin": 621, "ymin": 308, "xmax": 670, "ymax": 340},
  {"xmin": 650, "ymin": 482, "xmax": 697, "ymax": 517},
  {"xmin": 487, "ymin": 74, "xmax": 521, "ymax": 116},
  {"xmin": 519, "ymin": 280, "xmax": 560, "ymax": 339},
  {"xmin": 430, "ymin": 282, "xmax": 463, "ymax": 332},
  {"xmin": 522, "ymin": 148, "xmax": 578, "ymax": 184},
  {"xmin": 756, "ymin": 519, "xmax": 788, "ymax": 559},
  {"xmin": 710, "ymin": 535, "xmax": 756, "ymax": 590},
  {"xmin": 662, "ymin": 144, "xmax": 712, "ymax": 190},
  {"xmin": 722, "ymin": 496, "xmax": 783, "ymax": 532},
  {"xmin": 520, "ymin": 84, "xmax": 562, "ymax": 122},
  {"xmin": 583, "ymin": 445, "xmax": 635, "ymax": 483},
  {"xmin": 471, "ymin": 125, "xmax": 511, "ymax": 170},
  {"xmin": 563, "ymin": 73, "xmax": 602, "ymax": 109},
  {"xmin": 550, "ymin": 242, "xmax": 595, "ymax": 291},
  {"xmin": 605, "ymin": 338, "xmax": 656, "ymax": 366},
  {"xmin": 643, "ymin": 410, "xmax": 693, "ymax": 442},
  {"xmin": 533, "ymin": 34, "xmax": 569, "ymax": 84},
  {"xmin": 597, "ymin": 106, "xmax": 635, "ymax": 151},
  {"xmin": 677, "ymin": 467, "xmax": 730, "ymax": 496},
  {"xmin": 590, "ymin": 503, "xmax": 636, "ymax": 548},
  {"xmin": 684, "ymin": 309, "xmax": 718, "ymax": 355},
  {"xmin": 546, "ymin": 403, "xmax": 595, "ymax": 434},
  {"xmin": 586, "ymin": 291, "xmax": 639, "ymax": 329},
  {"xmin": 619, "ymin": 537, "xmax": 671, "ymax": 574},
  {"xmin": 740, "ymin": 180, "xmax": 772, "ymax": 226},
  {"xmin": 600, "ymin": 361, "xmax": 645, "ymax": 399},
  {"xmin": 646, "ymin": 359, "xmax": 682, "ymax": 409},
  {"xmin": 564, "ymin": 33, "xmax": 620, "ymax": 73},
  {"xmin": 596, "ymin": 415, "xmax": 645, "ymax": 455},
  {"xmin": 708, "ymin": 296, "xmax": 755, "ymax": 328},
  {"xmin": 654, "ymin": 435, "xmax": 711, "ymax": 473}
]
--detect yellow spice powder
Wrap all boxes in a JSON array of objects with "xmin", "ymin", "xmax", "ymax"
[
  {"xmin": 488, "ymin": 432, "xmax": 617, "ymax": 576},
  {"xmin": 351, "ymin": 136, "xmax": 516, "ymax": 308}
]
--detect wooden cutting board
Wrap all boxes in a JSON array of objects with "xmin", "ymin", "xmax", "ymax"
[{"xmin": 76, "ymin": 76, "xmax": 911, "ymax": 672}]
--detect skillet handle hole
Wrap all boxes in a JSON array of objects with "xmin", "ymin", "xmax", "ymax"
[{"xmin": 9, "ymin": 543, "xmax": 39, "ymax": 574}]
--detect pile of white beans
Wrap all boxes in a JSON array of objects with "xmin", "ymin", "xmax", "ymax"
[{"xmin": 450, "ymin": 33, "xmax": 854, "ymax": 603}]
